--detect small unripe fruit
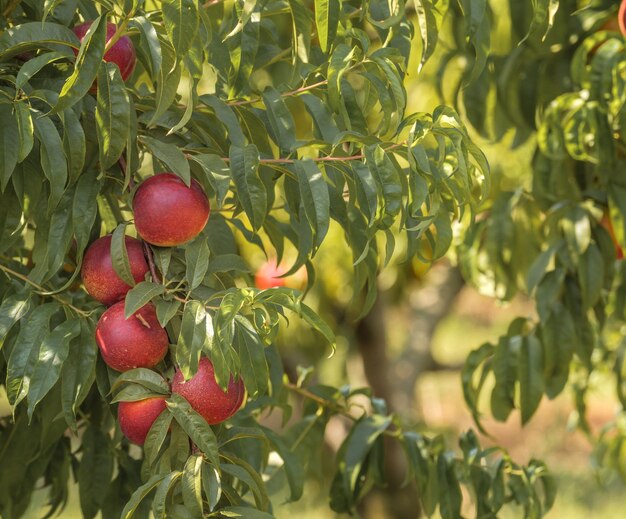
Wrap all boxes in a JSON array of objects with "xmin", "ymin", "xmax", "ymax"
[
  {"xmin": 81, "ymin": 235, "xmax": 149, "ymax": 306},
  {"xmin": 254, "ymin": 259, "xmax": 307, "ymax": 290},
  {"xmin": 171, "ymin": 357, "xmax": 245, "ymax": 425},
  {"xmin": 72, "ymin": 22, "xmax": 136, "ymax": 81},
  {"xmin": 118, "ymin": 397, "xmax": 167, "ymax": 445},
  {"xmin": 133, "ymin": 174, "xmax": 210, "ymax": 247},
  {"xmin": 96, "ymin": 302, "xmax": 169, "ymax": 372}
]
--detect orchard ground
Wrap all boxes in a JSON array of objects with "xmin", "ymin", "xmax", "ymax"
[{"xmin": 4, "ymin": 284, "xmax": 624, "ymax": 519}]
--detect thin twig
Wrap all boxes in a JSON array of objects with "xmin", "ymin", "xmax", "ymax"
[
  {"xmin": 227, "ymin": 80, "xmax": 327, "ymax": 107},
  {"xmin": 0, "ymin": 263, "xmax": 92, "ymax": 317},
  {"xmin": 219, "ymin": 141, "xmax": 405, "ymax": 164}
]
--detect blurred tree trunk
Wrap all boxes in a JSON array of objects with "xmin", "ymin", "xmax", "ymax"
[{"xmin": 354, "ymin": 262, "xmax": 465, "ymax": 518}]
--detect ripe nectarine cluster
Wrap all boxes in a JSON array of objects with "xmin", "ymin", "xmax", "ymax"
[{"xmin": 81, "ymin": 171, "xmax": 243, "ymax": 445}]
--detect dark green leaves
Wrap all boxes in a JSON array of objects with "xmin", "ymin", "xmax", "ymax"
[
  {"xmin": 229, "ymin": 144, "xmax": 266, "ymax": 231},
  {"xmin": 96, "ymin": 62, "xmax": 131, "ymax": 169},
  {"xmin": 55, "ymin": 16, "xmax": 107, "ymax": 113},
  {"xmin": 0, "ymin": 103, "xmax": 20, "ymax": 191},
  {"xmin": 294, "ymin": 160, "xmax": 330, "ymax": 251},
  {"xmin": 124, "ymin": 282, "xmax": 166, "ymax": 318},
  {"xmin": 111, "ymin": 223, "xmax": 136, "ymax": 287},
  {"xmin": 176, "ymin": 300, "xmax": 209, "ymax": 379},
  {"xmin": 167, "ymin": 394, "xmax": 220, "ymax": 468},
  {"xmin": 314, "ymin": 0, "xmax": 340, "ymax": 53},
  {"xmin": 162, "ymin": 0, "xmax": 199, "ymax": 58},
  {"xmin": 142, "ymin": 136, "xmax": 191, "ymax": 185},
  {"xmin": 27, "ymin": 318, "xmax": 80, "ymax": 419},
  {"xmin": 79, "ymin": 425, "xmax": 114, "ymax": 519}
]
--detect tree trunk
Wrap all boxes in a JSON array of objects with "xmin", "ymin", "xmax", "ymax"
[{"xmin": 354, "ymin": 262, "xmax": 465, "ymax": 518}]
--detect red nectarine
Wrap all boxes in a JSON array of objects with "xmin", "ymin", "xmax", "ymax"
[
  {"xmin": 118, "ymin": 396, "xmax": 167, "ymax": 445},
  {"xmin": 171, "ymin": 357, "xmax": 244, "ymax": 425},
  {"xmin": 96, "ymin": 302, "xmax": 169, "ymax": 372},
  {"xmin": 72, "ymin": 21, "xmax": 136, "ymax": 81},
  {"xmin": 254, "ymin": 259, "xmax": 307, "ymax": 290},
  {"xmin": 81, "ymin": 235, "xmax": 149, "ymax": 306},
  {"xmin": 133, "ymin": 174, "xmax": 210, "ymax": 247}
]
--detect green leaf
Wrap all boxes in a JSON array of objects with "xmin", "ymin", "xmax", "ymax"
[
  {"xmin": 162, "ymin": 0, "xmax": 199, "ymax": 59},
  {"xmin": 262, "ymin": 87, "xmax": 297, "ymax": 152},
  {"xmin": 206, "ymin": 254, "xmax": 250, "ymax": 275},
  {"xmin": 142, "ymin": 136, "xmax": 191, "ymax": 185},
  {"xmin": 0, "ymin": 22, "xmax": 79, "ymax": 60},
  {"xmin": 181, "ymin": 455, "xmax": 204, "ymax": 518},
  {"xmin": 14, "ymin": 100, "xmax": 34, "ymax": 163},
  {"xmin": 0, "ymin": 103, "xmax": 21, "ymax": 192},
  {"xmin": 27, "ymin": 318, "xmax": 80, "ymax": 419},
  {"xmin": 131, "ymin": 16, "xmax": 162, "ymax": 75},
  {"xmin": 120, "ymin": 474, "xmax": 167, "ymax": 519},
  {"xmin": 15, "ymin": 50, "xmax": 71, "ymax": 90},
  {"xmin": 185, "ymin": 236, "xmax": 210, "ymax": 290},
  {"xmin": 190, "ymin": 154, "xmax": 231, "ymax": 208},
  {"xmin": 202, "ymin": 464, "xmax": 221, "ymax": 512},
  {"xmin": 234, "ymin": 318, "xmax": 269, "ymax": 397},
  {"xmin": 6, "ymin": 302, "xmax": 58, "ymax": 406},
  {"xmin": 54, "ymin": 16, "xmax": 107, "ymax": 113},
  {"xmin": 314, "ymin": 0, "xmax": 340, "ymax": 53},
  {"xmin": 260, "ymin": 426, "xmax": 304, "ymax": 501},
  {"xmin": 148, "ymin": 39, "xmax": 182, "ymax": 126},
  {"xmin": 144, "ymin": 410, "xmax": 174, "ymax": 468},
  {"xmin": 155, "ymin": 298, "xmax": 181, "ymax": 327},
  {"xmin": 294, "ymin": 159, "xmax": 330, "ymax": 250},
  {"xmin": 221, "ymin": 459, "xmax": 270, "ymax": 511},
  {"xmin": 152, "ymin": 470, "xmax": 183, "ymax": 519},
  {"xmin": 73, "ymin": 171, "xmax": 101, "ymax": 255},
  {"xmin": 33, "ymin": 114, "xmax": 68, "ymax": 211},
  {"xmin": 79, "ymin": 425, "xmax": 114, "ymax": 519},
  {"xmin": 229, "ymin": 144, "xmax": 266, "ymax": 231},
  {"xmin": 578, "ymin": 244, "xmax": 604, "ymax": 310},
  {"xmin": 518, "ymin": 334, "xmax": 544, "ymax": 425},
  {"xmin": 111, "ymin": 368, "xmax": 171, "ymax": 394},
  {"xmin": 61, "ymin": 320, "xmax": 97, "ymax": 430},
  {"xmin": 111, "ymin": 223, "xmax": 136, "ymax": 287},
  {"xmin": 342, "ymin": 415, "xmax": 391, "ymax": 495},
  {"xmin": 199, "ymin": 95, "xmax": 245, "ymax": 147},
  {"xmin": 124, "ymin": 282, "xmax": 166, "ymax": 318},
  {"xmin": 96, "ymin": 62, "xmax": 131, "ymax": 169},
  {"xmin": 167, "ymin": 394, "xmax": 220, "ymax": 468},
  {"xmin": 176, "ymin": 300, "xmax": 208, "ymax": 379},
  {"xmin": 0, "ymin": 289, "xmax": 31, "ymax": 342}
]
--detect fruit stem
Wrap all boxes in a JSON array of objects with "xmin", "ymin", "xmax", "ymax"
[
  {"xmin": 143, "ymin": 241, "xmax": 163, "ymax": 285},
  {"xmin": 0, "ymin": 262, "xmax": 93, "ymax": 317}
]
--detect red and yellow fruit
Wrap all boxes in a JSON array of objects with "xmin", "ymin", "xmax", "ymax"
[
  {"xmin": 171, "ymin": 357, "xmax": 245, "ymax": 425},
  {"xmin": 133, "ymin": 174, "xmax": 210, "ymax": 247},
  {"xmin": 254, "ymin": 259, "xmax": 307, "ymax": 290},
  {"xmin": 118, "ymin": 397, "xmax": 167, "ymax": 445},
  {"xmin": 95, "ymin": 302, "xmax": 169, "ymax": 372},
  {"xmin": 81, "ymin": 235, "xmax": 149, "ymax": 306}
]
